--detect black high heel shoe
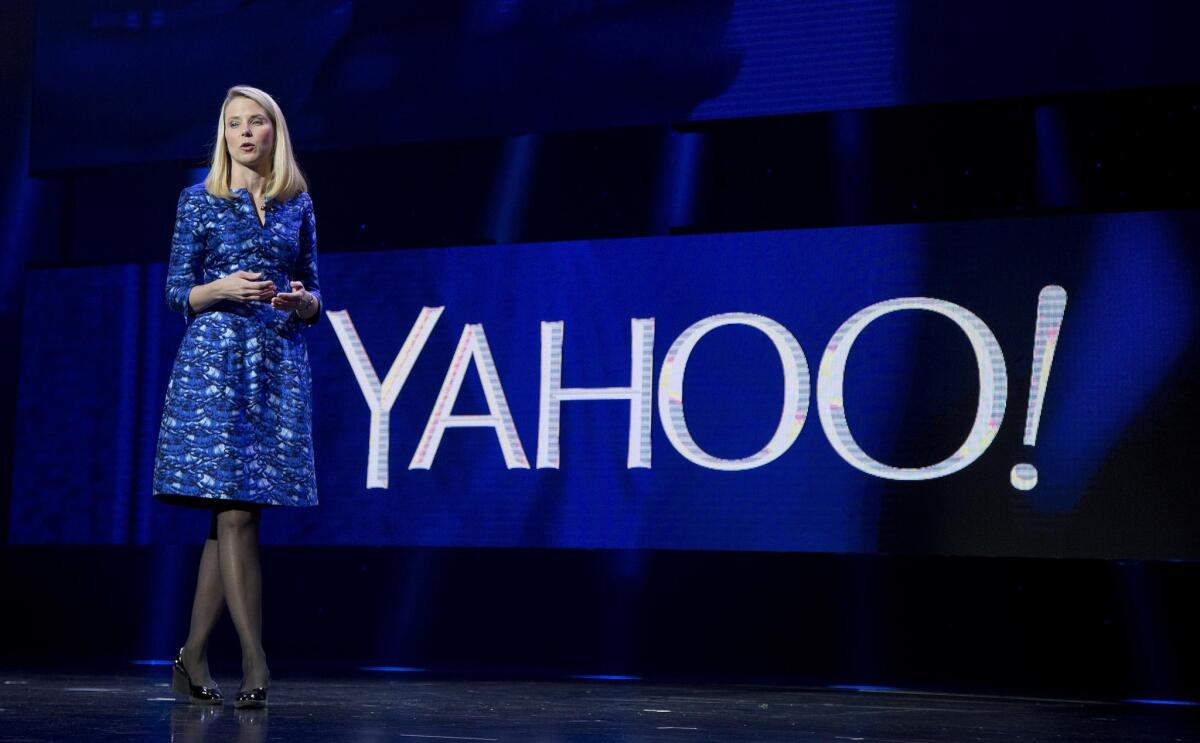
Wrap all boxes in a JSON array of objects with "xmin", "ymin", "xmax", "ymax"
[
  {"xmin": 172, "ymin": 646, "xmax": 223, "ymax": 705},
  {"xmin": 234, "ymin": 683, "xmax": 268, "ymax": 709}
]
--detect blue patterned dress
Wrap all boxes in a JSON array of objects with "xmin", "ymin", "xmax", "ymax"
[{"xmin": 152, "ymin": 183, "xmax": 322, "ymax": 508}]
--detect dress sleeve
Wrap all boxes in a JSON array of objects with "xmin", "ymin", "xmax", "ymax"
[
  {"xmin": 164, "ymin": 188, "xmax": 205, "ymax": 326},
  {"xmin": 294, "ymin": 192, "xmax": 323, "ymax": 327}
]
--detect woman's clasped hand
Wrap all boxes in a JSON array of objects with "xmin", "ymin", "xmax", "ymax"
[
  {"xmin": 270, "ymin": 280, "xmax": 315, "ymax": 313},
  {"xmin": 215, "ymin": 270, "xmax": 276, "ymax": 302},
  {"xmin": 211, "ymin": 271, "xmax": 313, "ymax": 313}
]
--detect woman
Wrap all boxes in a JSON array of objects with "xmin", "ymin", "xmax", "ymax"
[{"xmin": 151, "ymin": 85, "xmax": 322, "ymax": 709}]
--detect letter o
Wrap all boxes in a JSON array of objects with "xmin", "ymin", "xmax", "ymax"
[
  {"xmin": 816, "ymin": 298, "xmax": 1007, "ymax": 480},
  {"xmin": 658, "ymin": 313, "xmax": 810, "ymax": 471}
]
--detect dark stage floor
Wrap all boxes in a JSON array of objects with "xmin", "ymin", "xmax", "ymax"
[{"xmin": 1, "ymin": 667, "xmax": 1198, "ymax": 742}]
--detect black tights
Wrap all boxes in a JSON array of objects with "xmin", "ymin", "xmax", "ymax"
[{"xmin": 179, "ymin": 503, "xmax": 270, "ymax": 691}]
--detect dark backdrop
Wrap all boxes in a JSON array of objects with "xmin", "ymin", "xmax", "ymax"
[{"xmin": 3, "ymin": 0, "xmax": 1199, "ymax": 700}]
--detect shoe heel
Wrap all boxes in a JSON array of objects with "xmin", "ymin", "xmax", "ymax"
[
  {"xmin": 172, "ymin": 646, "xmax": 223, "ymax": 705},
  {"xmin": 172, "ymin": 663, "xmax": 191, "ymax": 696}
]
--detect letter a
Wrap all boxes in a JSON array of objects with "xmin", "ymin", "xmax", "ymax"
[{"xmin": 410, "ymin": 324, "xmax": 530, "ymax": 469}]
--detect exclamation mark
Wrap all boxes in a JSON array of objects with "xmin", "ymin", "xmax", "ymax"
[{"xmin": 1011, "ymin": 285, "xmax": 1068, "ymax": 490}]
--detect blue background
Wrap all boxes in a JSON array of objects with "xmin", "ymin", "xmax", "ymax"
[
  {"xmin": 11, "ymin": 210, "xmax": 1197, "ymax": 556},
  {"xmin": 5, "ymin": 0, "xmax": 1200, "ymax": 700}
]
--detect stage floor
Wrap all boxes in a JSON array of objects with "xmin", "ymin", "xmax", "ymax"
[{"xmin": 0, "ymin": 667, "xmax": 1197, "ymax": 742}]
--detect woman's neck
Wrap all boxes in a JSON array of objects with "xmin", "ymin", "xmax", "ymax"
[{"xmin": 229, "ymin": 162, "xmax": 271, "ymax": 199}]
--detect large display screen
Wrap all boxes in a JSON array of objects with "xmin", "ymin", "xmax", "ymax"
[{"xmin": 11, "ymin": 210, "xmax": 1198, "ymax": 558}]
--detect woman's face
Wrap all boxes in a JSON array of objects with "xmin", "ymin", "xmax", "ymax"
[{"xmin": 224, "ymin": 97, "xmax": 274, "ymax": 170}]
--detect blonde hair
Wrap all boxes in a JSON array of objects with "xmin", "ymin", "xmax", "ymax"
[{"xmin": 203, "ymin": 85, "xmax": 308, "ymax": 203}]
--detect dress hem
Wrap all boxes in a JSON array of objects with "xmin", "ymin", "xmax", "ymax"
[{"xmin": 153, "ymin": 492, "xmax": 317, "ymax": 509}]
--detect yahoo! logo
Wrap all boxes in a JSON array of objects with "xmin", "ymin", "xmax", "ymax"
[{"xmin": 328, "ymin": 286, "xmax": 1066, "ymax": 491}]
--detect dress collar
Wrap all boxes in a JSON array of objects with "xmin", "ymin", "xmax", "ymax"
[{"xmin": 233, "ymin": 187, "xmax": 274, "ymax": 206}]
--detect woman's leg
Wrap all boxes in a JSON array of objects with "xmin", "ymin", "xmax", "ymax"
[
  {"xmin": 215, "ymin": 503, "xmax": 270, "ymax": 690},
  {"xmin": 180, "ymin": 510, "xmax": 224, "ymax": 686}
]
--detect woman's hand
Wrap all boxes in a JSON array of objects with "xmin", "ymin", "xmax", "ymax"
[
  {"xmin": 272, "ymin": 280, "xmax": 317, "ymax": 317},
  {"xmin": 215, "ymin": 270, "xmax": 276, "ymax": 302}
]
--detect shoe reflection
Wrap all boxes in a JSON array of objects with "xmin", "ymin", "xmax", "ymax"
[
  {"xmin": 168, "ymin": 703, "xmax": 268, "ymax": 742},
  {"xmin": 233, "ymin": 708, "xmax": 269, "ymax": 740},
  {"xmin": 168, "ymin": 704, "xmax": 221, "ymax": 742}
]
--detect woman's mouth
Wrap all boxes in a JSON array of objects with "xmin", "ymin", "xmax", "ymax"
[{"xmin": 240, "ymin": 144, "xmax": 255, "ymax": 151}]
